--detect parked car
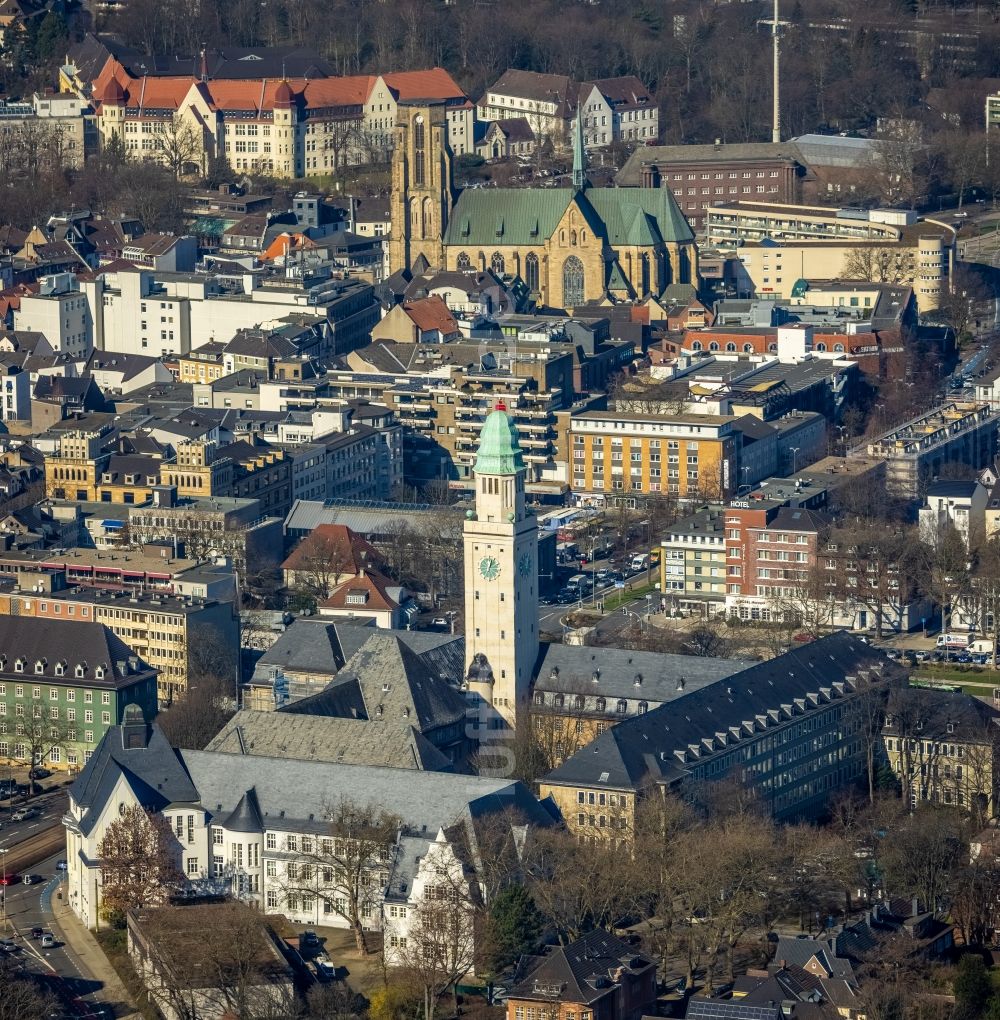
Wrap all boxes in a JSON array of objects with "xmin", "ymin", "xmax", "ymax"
[
  {"xmin": 430, "ymin": 617, "xmax": 448, "ymax": 630},
  {"xmin": 22, "ymin": 874, "xmax": 39, "ymax": 885},
  {"xmin": 28, "ymin": 767, "xmax": 51, "ymax": 780},
  {"xmin": 0, "ymin": 939, "xmax": 16, "ymax": 953},
  {"xmin": 914, "ymin": 650, "xmax": 929, "ymax": 662},
  {"xmin": 0, "ymin": 873, "xmax": 19, "ymax": 886},
  {"xmin": 40, "ymin": 933, "xmax": 56, "ymax": 949},
  {"xmin": 301, "ymin": 929, "xmax": 320, "ymax": 948},
  {"xmin": 11, "ymin": 808, "xmax": 34, "ymax": 822},
  {"xmin": 30, "ymin": 927, "xmax": 43, "ymax": 940}
]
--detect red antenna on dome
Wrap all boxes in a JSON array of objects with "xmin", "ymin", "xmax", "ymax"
[{"xmin": 495, "ymin": 399, "xmax": 507, "ymax": 412}]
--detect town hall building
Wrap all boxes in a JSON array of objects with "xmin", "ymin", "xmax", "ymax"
[{"xmin": 389, "ymin": 100, "xmax": 698, "ymax": 309}]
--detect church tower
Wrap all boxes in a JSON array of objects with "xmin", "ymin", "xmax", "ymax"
[
  {"xmin": 388, "ymin": 100, "xmax": 453, "ymax": 275},
  {"xmin": 463, "ymin": 402, "xmax": 538, "ymax": 728}
]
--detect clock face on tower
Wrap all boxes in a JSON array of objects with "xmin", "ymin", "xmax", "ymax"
[
  {"xmin": 479, "ymin": 556, "xmax": 501, "ymax": 581},
  {"xmin": 518, "ymin": 552, "xmax": 532, "ymax": 578}
]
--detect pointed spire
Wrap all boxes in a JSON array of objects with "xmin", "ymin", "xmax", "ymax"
[{"xmin": 572, "ymin": 102, "xmax": 586, "ymax": 191}]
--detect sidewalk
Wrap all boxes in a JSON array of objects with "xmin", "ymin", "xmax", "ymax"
[{"xmin": 48, "ymin": 883, "xmax": 142, "ymax": 1019}]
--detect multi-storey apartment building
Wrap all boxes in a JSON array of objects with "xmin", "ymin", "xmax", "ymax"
[
  {"xmin": 660, "ymin": 506, "xmax": 730, "ymax": 615},
  {"xmin": 0, "ymin": 583, "xmax": 237, "ymax": 704},
  {"xmin": 540, "ymin": 633, "xmax": 899, "ymax": 838},
  {"xmin": 63, "ymin": 709, "xmax": 552, "ymax": 943},
  {"xmin": 620, "ymin": 143, "xmax": 805, "ymax": 232},
  {"xmin": 0, "ymin": 92, "xmax": 92, "ymax": 171},
  {"xmin": 15, "ymin": 274, "xmax": 94, "ymax": 357},
  {"xmin": 0, "ymin": 616, "xmax": 157, "ymax": 772},
  {"xmin": 569, "ymin": 411, "xmax": 740, "ymax": 501},
  {"xmin": 701, "ymin": 202, "xmax": 956, "ymax": 312},
  {"xmin": 861, "ymin": 401, "xmax": 1000, "ymax": 498},
  {"xmin": 883, "ymin": 685, "xmax": 1000, "ymax": 814},
  {"xmin": 93, "ymin": 64, "xmax": 470, "ymax": 177}
]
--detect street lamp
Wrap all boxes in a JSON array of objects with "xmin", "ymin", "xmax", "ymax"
[
  {"xmin": 835, "ymin": 425, "xmax": 848, "ymax": 454},
  {"xmin": 790, "ymin": 447, "xmax": 800, "ymax": 475}
]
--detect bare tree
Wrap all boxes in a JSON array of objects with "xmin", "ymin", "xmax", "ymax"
[
  {"xmin": 97, "ymin": 805, "xmax": 182, "ymax": 925},
  {"xmin": 152, "ymin": 115, "xmax": 203, "ymax": 178},
  {"xmin": 7, "ymin": 708, "xmax": 75, "ymax": 788},
  {"xmin": 840, "ymin": 246, "xmax": 916, "ymax": 286},
  {"xmin": 0, "ymin": 958, "xmax": 60, "ymax": 1020},
  {"xmin": 390, "ymin": 840, "xmax": 479, "ymax": 1020},
  {"xmin": 281, "ymin": 797, "xmax": 401, "ymax": 954}
]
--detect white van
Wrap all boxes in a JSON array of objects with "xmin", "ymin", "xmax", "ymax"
[
  {"xmin": 969, "ymin": 639, "xmax": 995, "ymax": 656},
  {"xmin": 936, "ymin": 633, "xmax": 971, "ymax": 649},
  {"xmin": 630, "ymin": 553, "xmax": 650, "ymax": 571}
]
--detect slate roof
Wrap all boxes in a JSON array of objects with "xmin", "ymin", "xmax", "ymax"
[
  {"xmin": 316, "ymin": 632, "xmax": 468, "ymax": 730},
  {"xmin": 511, "ymin": 929, "xmax": 654, "ymax": 1005},
  {"xmin": 884, "ymin": 685, "xmax": 999, "ymax": 741},
  {"xmin": 205, "ymin": 709, "xmax": 452, "ymax": 770},
  {"xmin": 533, "ymin": 643, "xmax": 749, "ymax": 703},
  {"xmin": 180, "ymin": 749, "xmax": 546, "ymax": 836},
  {"xmin": 70, "ymin": 722, "xmax": 198, "ymax": 836},
  {"xmin": 0, "ymin": 617, "xmax": 155, "ymax": 686},
  {"xmin": 487, "ymin": 69, "xmax": 575, "ymax": 112},
  {"xmin": 925, "ymin": 479, "xmax": 982, "ymax": 499},
  {"xmin": 544, "ymin": 632, "xmax": 897, "ymax": 791}
]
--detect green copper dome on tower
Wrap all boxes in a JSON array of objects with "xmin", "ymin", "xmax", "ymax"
[{"xmin": 474, "ymin": 401, "xmax": 526, "ymax": 475}]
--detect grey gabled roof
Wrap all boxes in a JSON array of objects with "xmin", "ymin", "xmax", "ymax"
[
  {"xmin": 533, "ymin": 643, "xmax": 749, "ymax": 704},
  {"xmin": 543, "ymin": 632, "xmax": 897, "ymax": 792},
  {"xmin": 511, "ymin": 929, "xmax": 653, "ymax": 1005},
  {"xmin": 179, "ymin": 750, "xmax": 548, "ymax": 836},
  {"xmin": 70, "ymin": 724, "xmax": 198, "ymax": 836},
  {"xmin": 205, "ymin": 709, "xmax": 452, "ymax": 771}
]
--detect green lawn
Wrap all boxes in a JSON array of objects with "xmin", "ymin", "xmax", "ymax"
[{"xmin": 601, "ymin": 582, "xmax": 657, "ymax": 613}]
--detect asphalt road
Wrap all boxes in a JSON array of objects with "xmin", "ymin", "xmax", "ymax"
[
  {"xmin": 2, "ymin": 851, "xmax": 107, "ymax": 1017},
  {"xmin": 0, "ymin": 787, "xmax": 68, "ymax": 844}
]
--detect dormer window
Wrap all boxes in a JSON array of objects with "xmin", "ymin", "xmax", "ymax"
[
  {"xmin": 345, "ymin": 589, "xmax": 368, "ymax": 606},
  {"xmin": 35, "ymin": 660, "xmax": 45, "ymax": 674},
  {"xmin": 947, "ymin": 722, "xmax": 955, "ymax": 734},
  {"xmin": 94, "ymin": 666, "xmax": 106, "ymax": 680},
  {"xmin": 54, "ymin": 662, "xmax": 65, "ymax": 677},
  {"xmin": 14, "ymin": 658, "xmax": 24, "ymax": 673},
  {"xmin": 75, "ymin": 664, "xmax": 86, "ymax": 678}
]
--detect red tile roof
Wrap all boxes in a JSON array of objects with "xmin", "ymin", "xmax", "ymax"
[
  {"xmin": 318, "ymin": 569, "xmax": 401, "ymax": 613},
  {"xmin": 281, "ymin": 523, "xmax": 382, "ymax": 575},
  {"xmin": 402, "ymin": 295, "xmax": 459, "ymax": 336},
  {"xmin": 382, "ymin": 68, "xmax": 468, "ymax": 104}
]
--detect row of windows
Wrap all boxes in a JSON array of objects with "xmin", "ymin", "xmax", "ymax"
[{"xmin": 0, "ymin": 684, "xmax": 107, "ymax": 702}]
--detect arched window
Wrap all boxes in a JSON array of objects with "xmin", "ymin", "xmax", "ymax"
[
  {"xmin": 570, "ymin": 230, "xmax": 577, "ymax": 246},
  {"xmin": 554, "ymin": 693, "xmax": 564, "ymax": 708},
  {"xmin": 457, "ymin": 252, "xmax": 471, "ymax": 270},
  {"xmin": 726, "ymin": 342, "xmax": 737, "ymax": 352},
  {"xmin": 413, "ymin": 115, "xmax": 425, "ymax": 187},
  {"xmin": 743, "ymin": 343, "xmax": 754, "ymax": 353},
  {"xmin": 816, "ymin": 342, "xmax": 827, "ymax": 352},
  {"xmin": 421, "ymin": 197, "xmax": 432, "ymax": 238},
  {"xmin": 491, "ymin": 251, "xmax": 505, "ymax": 276},
  {"xmin": 596, "ymin": 697, "xmax": 607, "ymax": 712},
  {"xmin": 640, "ymin": 254, "xmax": 650, "ymax": 295},
  {"xmin": 768, "ymin": 343, "xmax": 778, "ymax": 352},
  {"xmin": 409, "ymin": 198, "xmax": 419, "ymax": 230},
  {"xmin": 574, "ymin": 694, "xmax": 585, "ymax": 710},
  {"xmin": 534, "ymin": 693, "xmax": 545, "ymax": 706},
  {"xmin": 524, "ymin": 252, "xmax": 539, "ymax": 292},
  {"xmin": 834, "ymin": 343, "xmax": 845, "ymax": 353},
  {"xmin": 616, "ymin": 699, "xmax": 628, "ymax": 715},
  {"xmin": 709, "ymin": 342, "xmax": 720, "ymax": 351},
  {"xmin": 477, "ymin": 251, "xmax": 486, "ymax": 271},
  {"xmin": 638, "ymin": 701, "xmax": 648, "ymax": 714},
  {"xmin": 562, "ymin": 255, "xmax": 585, "ymax": 307},
  {"xmin": 691, "ymin": 341, "xmax": 702, "ymax": 351},
  {"xmin": 581, "ymin": 230, "xmax": 586, "ymax": 243}
]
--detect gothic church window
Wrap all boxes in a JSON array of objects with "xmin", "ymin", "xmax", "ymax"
[
  {"xmin": 491, "ymin": 252, "xmax": 505, "ymax": 276},
  {"xmin": 457, "ymin": 252, "xmax": 471, "ymax": 270},
  {"xmin": 563, "ymin": 255, "xmax": 584, "ymax": 307},
  {"xmin": 524, "ymin": 252, "xmax": 539, "ymax": 292}
]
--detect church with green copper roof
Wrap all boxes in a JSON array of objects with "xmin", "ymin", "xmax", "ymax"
[{"xmin": 388, "ymin": 100, "xmax": 698, "ymax": 310}]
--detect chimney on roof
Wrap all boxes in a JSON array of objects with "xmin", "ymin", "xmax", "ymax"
[{"xmin": 199, "ymin": 48, "xmax": 208, "ymax": 83}]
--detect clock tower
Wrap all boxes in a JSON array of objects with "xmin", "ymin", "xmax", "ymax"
[{"xmin": 463, "ymin": 401, "xmax": 538, "ymax": 727}]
